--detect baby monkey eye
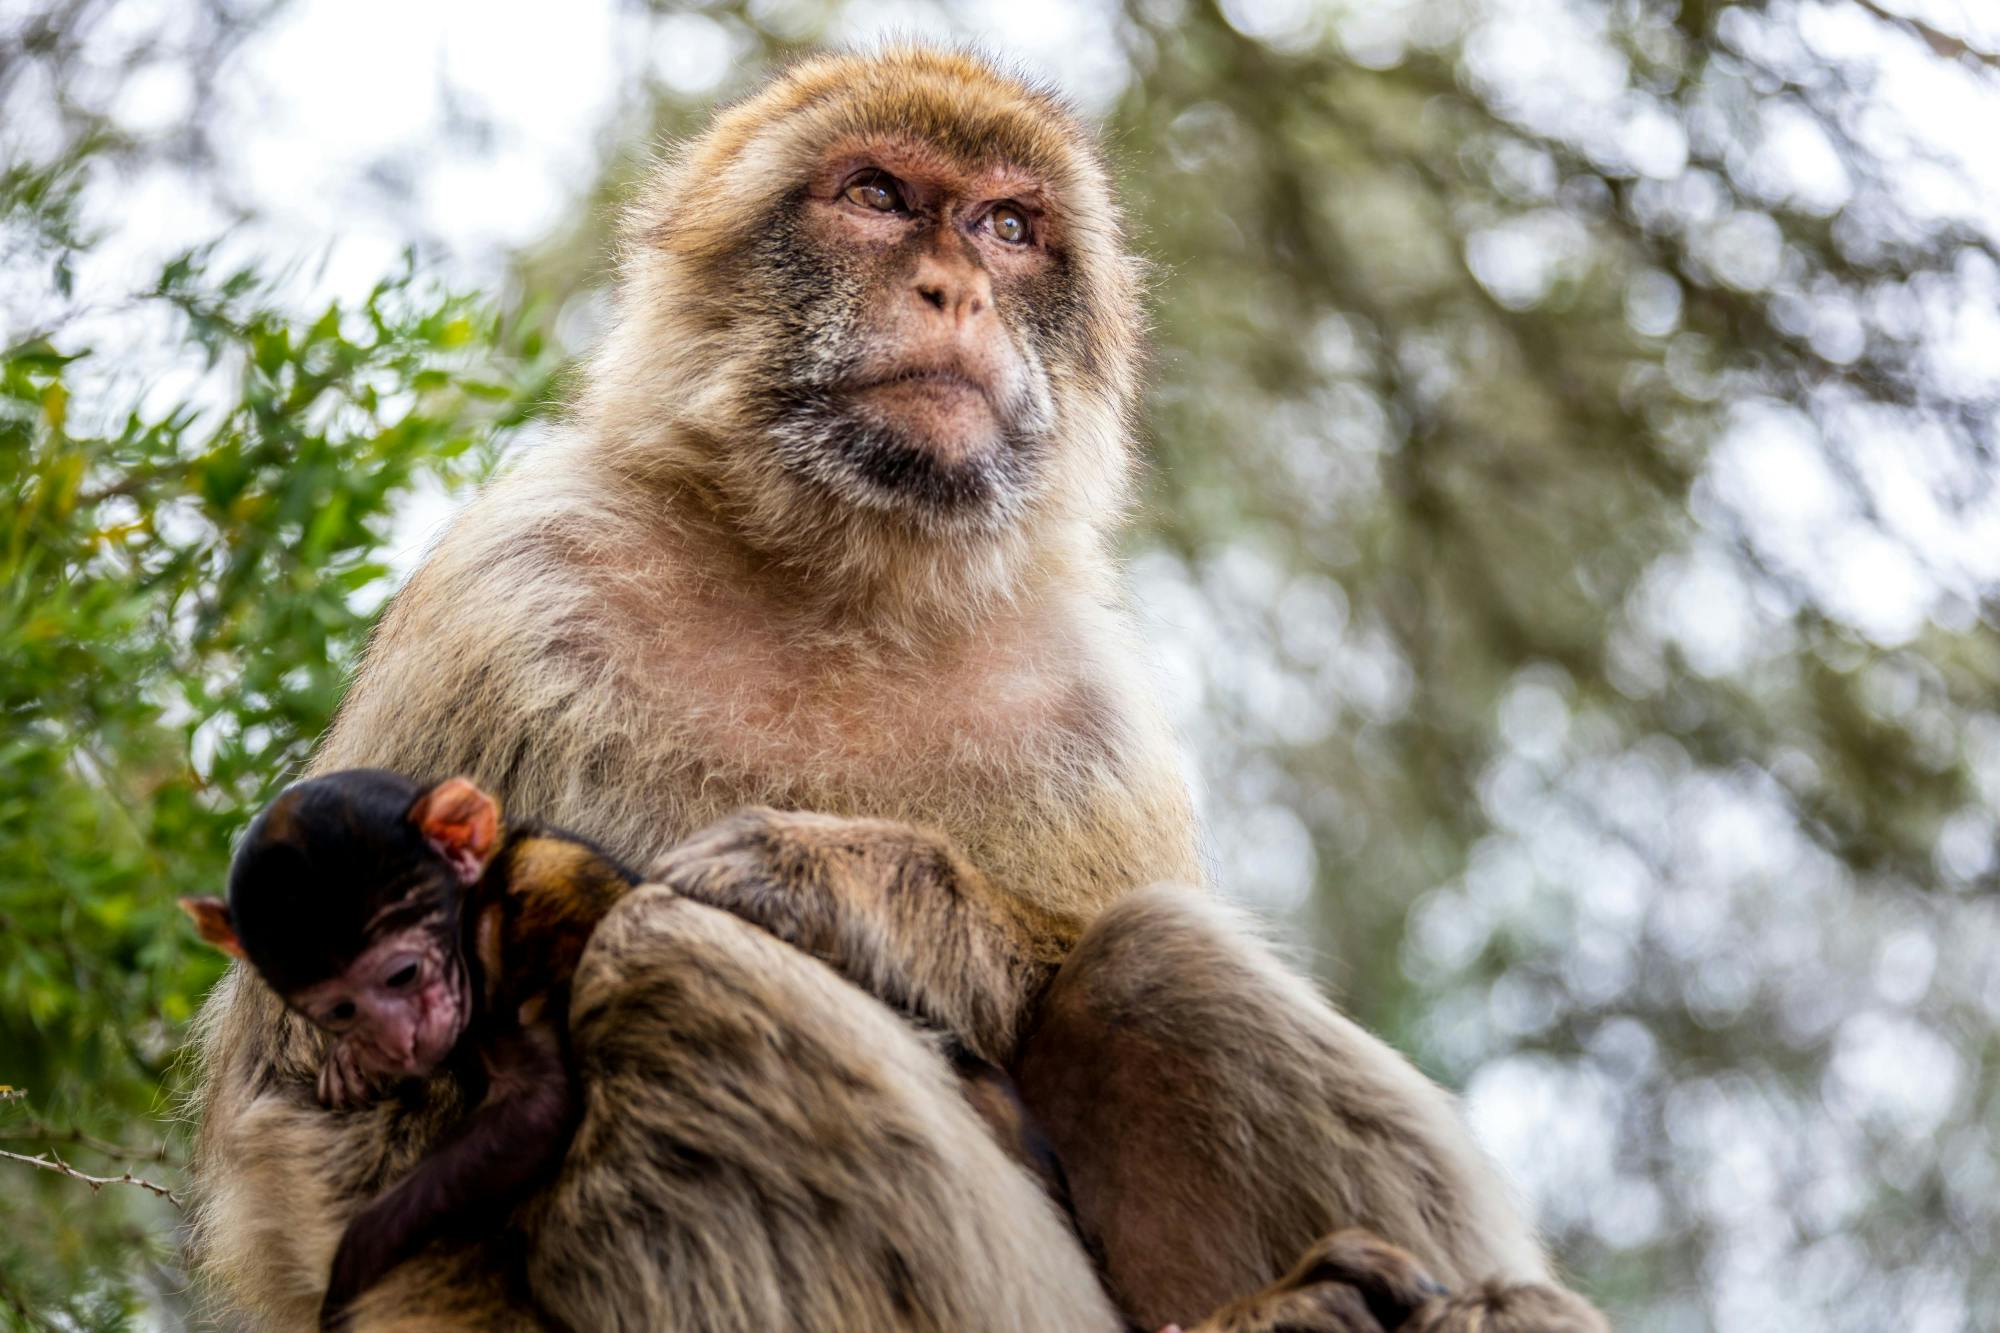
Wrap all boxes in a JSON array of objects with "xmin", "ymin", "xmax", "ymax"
[
  {"xmin": 386, "ymin": 962, "xmax": 420, "ymax": 989},
  {"xmin": 843, "ymin": 171, "xmax": 907, "ymax": 213},
  {"xmin": 987, "ymin": 204, "xmax": 1031, "ymax": 245},
  {"xmin": 324, "ymin": 1000, "xmax": 357, "ymax": 1027}
]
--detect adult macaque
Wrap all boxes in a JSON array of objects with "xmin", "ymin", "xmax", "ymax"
[
  {"xmin": 182, "ymin": 770, "xmax": 633, "ymax": 1326},
  {"xmin": 188, "ymin": 46, "xmax": 1606, "ymax": 1333}
]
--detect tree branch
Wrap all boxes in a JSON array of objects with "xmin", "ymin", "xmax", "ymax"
[{"xmin": 0, "ymin": 1147, "xmax": 182, "ymax": 1209}]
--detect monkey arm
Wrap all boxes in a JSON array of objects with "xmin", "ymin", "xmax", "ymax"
[
  {"xmin": 525, "ymin": 886, "xmax": 1124, "ymax": 1333},
  {"xmin": 319, "ymin": 1021, "xmax": 573, "ymax": 1329},
  {"xmin": 649, "ymin": 808, "xmax": 1061, "ymax": 1066}
]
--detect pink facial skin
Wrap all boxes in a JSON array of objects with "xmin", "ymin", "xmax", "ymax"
[
  {"xmin": 800, "ymin": 152, "xmax": 1053, "ymax": 461},
  {"xmin": 289, "ymin": 924, "xmax": 469, "ymax": 1100}
]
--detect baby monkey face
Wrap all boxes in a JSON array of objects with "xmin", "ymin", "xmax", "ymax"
[
  {"xmin": 183, "ymin": 770, "xmax": 502, "ymax": 1087},
  {"xmin": 288, "ymin": 923, "xmax": 469, "ymax": 1079}
]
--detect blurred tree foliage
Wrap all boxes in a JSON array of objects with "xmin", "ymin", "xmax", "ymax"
[
  {"xmin": 0, "ymin": 259, "xmax": 543, "ymax": 1327},
  {"xmin": 5, "ymin": 0, "xmax": 2000, "ymax": 1329},
  {"xmin": 1, "ymin": 8, "xmax": 555, "ymax": 1322}
]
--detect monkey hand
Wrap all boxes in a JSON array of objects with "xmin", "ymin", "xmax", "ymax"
[
  {"xmin": 1402, "ymin": 1281, "xmax": 1610, "ymax": 1333},
  {"xmin": 648, "ymin": 808, "xmax": 852, "ymax": 959},
  {"xmin": 1180, "ymin": 1229, "xmax": 1450, "ymax": 1333},
  {"xmin": 316, "ymin": 1036, "xmax": 389, "ymax": 1111},
  {"xmin": 650, "ymin": 807, "xmax": 1033, "ymax": 1064}
]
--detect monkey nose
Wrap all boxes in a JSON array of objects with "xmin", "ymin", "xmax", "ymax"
[
  {"xmin": 371, "ymin": 1009, "xmax": 421, "ymax": 1065},
  {"xmin": 910, "ymin": 255, "xmax": 990, "ymax": 324}
]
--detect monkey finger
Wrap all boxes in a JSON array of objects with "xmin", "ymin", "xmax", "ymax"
[
  {"xmin": 315, "ymin": 1059, "xmax": 350, "ymax": 1110},
  {"xmin": 1278, "ymin": 1228, "xmax": 1451, "ymax": 1327},
  {"xmin": 647, "ymin": 818, "xmax": 774, "ymax": 890},
  {"xmin": 316, "ymin": 1045, "xmax": 378, "ymax": 1111}
]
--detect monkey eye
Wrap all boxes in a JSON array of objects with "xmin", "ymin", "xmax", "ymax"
[
  {"xmin": 843, "ymin": 170, "xmax": 908, "ymax": 214},
  {"xmin": 385, "ymin": 962, "xmax": 420, "ymax": 990},
  {"xmin": 323, "ymin": 1000, "xmax": 357, "ymax": 1028},
  {"xmin": 986, "ymin": 203, "xmax": 1031, "ymax": 245}
]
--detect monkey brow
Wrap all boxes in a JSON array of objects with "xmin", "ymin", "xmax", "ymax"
[{"xmin": 362, "ymin": 879, "xmax": 453, "ymax": 938}]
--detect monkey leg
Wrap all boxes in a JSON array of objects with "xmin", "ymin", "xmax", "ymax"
[
  {"xmin": 1011, "ymin": 884, "xmax": 1603, "ymax": 1333},
  {"xmin": 523, "ymin": 885, "xmax": 1122, "ymax": 1333}
]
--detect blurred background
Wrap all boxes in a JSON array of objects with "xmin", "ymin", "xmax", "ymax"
[{"xmin": 5, "ymin": 0, "xmax": 1999, "ymax": 1327}]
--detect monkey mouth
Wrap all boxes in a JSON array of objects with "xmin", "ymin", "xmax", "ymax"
[
  {"xmin": 396, "ymin": 965, "xmax": 469, "ymax": 1076},
  {"xmin": 764, "ymin": 356, "xmax": 1046, "ymax": 527},
  {"xmin": 844, "ymin": 370, "xmax": 1003, "ymax": 463},
  {"xmin": 847, "ymin": 367, "xmax": 994, "ymax": 401}
]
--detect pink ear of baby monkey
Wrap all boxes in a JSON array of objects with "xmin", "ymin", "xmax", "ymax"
[
  {"xmin": 410, "ymin": 777, "xmax": 502, "ymax": 885},
  {"xmin": 179, "ymin": 896, "xmax": 247, "ymax": 959}
]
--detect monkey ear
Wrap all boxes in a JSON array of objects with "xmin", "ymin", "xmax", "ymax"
[
  {"xmin": 179, "ymin": 896, "xmax": 247, "ymax": 959},
  {"xmin": 411, "ymin": 777, "xmax": 501, "ymax": 885}
]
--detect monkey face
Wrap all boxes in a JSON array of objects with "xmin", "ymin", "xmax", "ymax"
[
  {"xmin": 748, "ymin": 145, "xmax": 1064, "ymax": 530},
  {"xmin": 613, "ymin": 48, "xmax": 1145, "ymax": 554},
  {"xmin": 288, "ymin": 924, "xmax": 470, "ymax": 1080},
  {"xmin": 287, "ymin": 924, "xmax": 471, "ymax": 1079}
]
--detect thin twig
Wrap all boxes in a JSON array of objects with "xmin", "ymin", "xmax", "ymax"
[
  {"xmin": 0, "ymin": 1146, "xmax": 183, "ymax": 1209},
  {"xmin": 0, "ymin": 1084, "xmax": 180, "ymax": 1171}
]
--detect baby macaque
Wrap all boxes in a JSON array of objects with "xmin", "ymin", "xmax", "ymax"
[{"xmin": 180, "ymin": 768, "xmax": 634, "ymax": 1327}]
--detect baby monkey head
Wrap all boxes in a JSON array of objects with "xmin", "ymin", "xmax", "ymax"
[
  {"xmin": 613, "ymin": 46, "xmax": 1143, "ymax": 549},
  {"xmin": 181, "ymin": 770, "xmax": 501, "ymax": 1080}
]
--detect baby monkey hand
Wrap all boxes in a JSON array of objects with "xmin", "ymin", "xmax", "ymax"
[{"xmin": 316, "ymin": 1036, "xmax": 390, "ymax": 1111}]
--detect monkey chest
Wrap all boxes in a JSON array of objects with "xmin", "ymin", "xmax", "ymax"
[{"xmin": 657, "ymin": 649, "xmax": 1117, "ymax": 817}]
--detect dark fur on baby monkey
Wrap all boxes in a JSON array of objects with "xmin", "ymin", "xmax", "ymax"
[{"xmin": 180, "ymin": 769, "xmax": 637, "ymax": 1328}]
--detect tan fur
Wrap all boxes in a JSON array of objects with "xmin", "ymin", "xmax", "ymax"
[
  {"xmin": 185, "ymin": 44, "xmax": 1599, "ymax": 1332},
  {"xmin": 1014, "ymin": 888, "xmax": 1579, "ymax": 1327},
  {"xmin": 653, "ymin": 819, "xmax": 1596, "ymax": 1329},
  {"xmin": 530, "ymin": 888, "xmax": 1113, "ymax": 1332}
]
